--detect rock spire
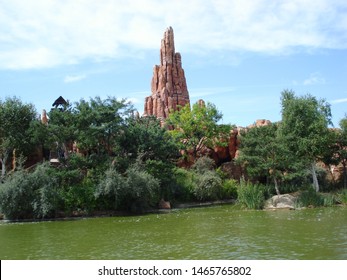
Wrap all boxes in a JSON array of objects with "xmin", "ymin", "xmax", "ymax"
[{"xmin": 143, "ymin": 27, "xmax": 190, "ymax": 119}]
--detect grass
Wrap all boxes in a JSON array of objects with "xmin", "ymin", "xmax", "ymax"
[{"xmin": 237, "ymin": 181, "xmax": 265, "ymax": 210}]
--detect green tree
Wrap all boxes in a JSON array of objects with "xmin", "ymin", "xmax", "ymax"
[
  {"xmin": 118, "ymin": 115, "xmax": 178, "ymax": 165},
  {"xmin": 0, "ymin": 97, "xmax": 36, "ymax": 179},
  {"xmin": 279, "ymin": 90, "xmax": 332, "ymax": 192},
  {"xmin": 338, "ymin": 117, "xmax": 347, "ymax": 188},
  {"xmin": 326, "ymin": 117, "xmax": 347, "ymax": 188},
  {"xmin": 74, "ymin": 97, "xmax": 133, "ymax": 156},
  {"xmin": 237, "ymin": 123, "xmax": 290, "ymax": 195},
  {"xmin": 47, "ymin": 101, "xmax": 77, "ymax": 159},
  {"xmin": 0, "ymin": 163, "xmax": 59, "ymax": 219},
  {"xmin": 166, "ymin": 101, "xmax": 232, "ymax": 161}
]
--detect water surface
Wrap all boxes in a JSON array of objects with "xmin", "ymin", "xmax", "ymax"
[{"xmin": 0, "ymin": 205, "xmax": 346, "ymax": 259}]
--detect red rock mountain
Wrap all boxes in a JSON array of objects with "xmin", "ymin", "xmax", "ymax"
[{"xmin": 143, "ymin": 27, "xmax": 190, "ymax": 119}]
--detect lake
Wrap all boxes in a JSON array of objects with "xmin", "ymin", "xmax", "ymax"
[{"xmin": 0, "ymin": 205, "xmax": 346, "ymax": 259}]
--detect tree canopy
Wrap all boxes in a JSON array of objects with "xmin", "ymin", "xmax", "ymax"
[
  {"xmin": 166, "ymin": 101, "xmax": 233, "ymax": 160},
  {"xmin": 279, "ymin": 90, "xmax": 332, "ymax": 192}
]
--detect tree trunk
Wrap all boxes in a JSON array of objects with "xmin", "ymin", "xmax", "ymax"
[
  {"xmin": 1, "ymin": 149, "xmax": 10, "ymax": 181},
  {"xmin": 343, "ymin": 161, "xmax": 347, "ymax": 189},
  {"xmin": 12, "ymin": 148, "xmax": 16, "ymax": 171},
  {"xmin": 311, "ymin": 162, "xmax": 319, "ymax": 192},
  {"xmin": 273, "ymin": 177, "xmax": 280, "ymax": 196}
]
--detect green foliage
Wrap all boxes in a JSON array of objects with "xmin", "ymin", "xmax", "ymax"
[
  {"xmin": 31, "ymin": 163, "xmax": 60, "ymax": 218},
  {"xmin": 336, "ymin": 189, "xmax": 347, "ymax": 204},
  {"xmin": 237, "ymin": 181, "xmax": 265, "ymax": 210},
  {"xmin": 95, "ymin": 167, "xmax": 126, "ymax": 210},
  {"xmin": 124, "ymin": 166, "xmax": 160, "ymax": 212},
  {"xmin": 190, "ymin": 157, "xmax": 223, "ymax": 201},
  {"xmin": 143, "ymin": 159, "xmax": 176, "ymax": 200},
  {"xmin": 0, "ymin": 170, "xmax": 35, "ymax": 219},
  {"xmin": 222, "ymin": 179, "xmax": 239, "ymax": 199},
  {"xmin": 295, "ymin": 188, "xmax": 325, "ymax": 208},
  {"xmin": 0, "ymin": 163, "xmax": 60, "ymax": 220},
  {"xmin": 0, "ymin": 97, "xmax": 37, "ymax": 178},
  {"xmin": 166, "ymin": 102, "xmax": 233, "ymax": 159},
  {"xmin": 95, "ymin": 164, "xmax": 160, "ymax": 213},
  {"xmin": 74, "ymin": 97, "xmax": 133, "ymax": 155},
  {"xmin": 237, "ymin": 122, "xmax": 292, "ymax": 195},
  {"xmin": 279, "ymin": 90, "xmax": 332, "ymax": 192},
  {"xmin": 193, "ymin": 170, "xmax": 223, "ymax": 201},
  {"xmin": 192, "ymin": 156, "xmax": 215, "ymax": 173},
  {"xmin": 172, "ymin": 167, "xmax": 196, "ymax": 202}
]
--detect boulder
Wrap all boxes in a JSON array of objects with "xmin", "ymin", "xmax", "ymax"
[
  {"xmin": 158, "ymin": 199, "xmax": 171, "ymax": 209},
  {"xmin": 264, "ymin": 194, "xmax": 297, "ymax": 210}
]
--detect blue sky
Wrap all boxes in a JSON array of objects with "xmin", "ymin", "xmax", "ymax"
[{"xmin": 0, "ymin": 0, "xmax": 346, "ymax": 127}]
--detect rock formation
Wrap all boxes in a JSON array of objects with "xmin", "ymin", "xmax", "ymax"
[{"xmin": 143, "ymin": 27, "xmax": 190, "ymax": 119}]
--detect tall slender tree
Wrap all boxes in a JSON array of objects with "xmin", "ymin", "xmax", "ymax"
[
  {"xmin": 279, "ymin": 90, "xmax": 332, "ymax": 192},
  {"xmin": 237, "ymin": 123, "xmax": 290, "ymax": 195},
  {"xmin": 0, "ymin": 97, "xmax": 36, "ymax": 179}
]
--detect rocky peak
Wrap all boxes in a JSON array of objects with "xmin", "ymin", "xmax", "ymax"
[{"xmin": 144, "ymin": 27, "xmax": 190, "ymax": 119}]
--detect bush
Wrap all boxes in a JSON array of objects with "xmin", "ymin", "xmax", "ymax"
[
  {"xmin": 192, "ymin": 156, "xmax": 215, "ymax": 173},
  {"xmin": 194, "ymin": 170, "xmax": 223, "ymax": 201},
  {"xmin": 222, "ymin": 179, "xmax": 239, "ymax": 199},
  {"xmin": 124, "ymin": 166, "xmax": 160, "ymax": 212},
  {"xmin": 31, "ymin": 163, "xmax": 60, "ymax": 218},
  {"xmin": 237, "ymin": 181, "xmax": 265, "ymax": 210},
  {"xmin": 95, "ymin": 167, "xmax": 125, "ymax": 210},
  {"xmin": 0, "ymin": 163, "xmax": 60, "ymax": 220},
  {"xmin": 295, "ymin": 188, "xmax": 324, "ymax": 208},
  {"xmin": 0, "ymin": 170, "xmax": 35, "ymax": 219},
  {"xmin": 172, "ymin": 168, "xmax": 196, "ymax": 202},
  {"xmin": 336, "ymin": 189, "xmax": 347, "ymax": 204}
]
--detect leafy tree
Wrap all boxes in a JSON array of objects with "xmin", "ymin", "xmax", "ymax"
[
  {"xmin": 237, "ymin": 123, "xmax": 291, "ymax": 195},
  {"xmin": 74, "ymin": 97, "xmax": 133, "ymax": 156},
  {"xmin": 279, "ymin": 90, "xmax": 332, "ymax": 192},
  {"xmin": 326, "ymin": 117, "xmax": 347, "ymax": 188},
  {"xmin": 166, "ymin": 101, "xmax": 233, "ymax": 161},
  {"xmin": 47, "ymin": 101, "xmax": 77, "ymax": 159},
  {"xmin": 338, "ymin": 117, "xmax": 347, "ymax": 188},
  {"xmin": 191, "ymin": 156, "xmax": 223, "ymax": 201},
  {"xmin": 95, "ymin": 167, "xmax": 125, "ymax": 210},
  {"xmin": 118, "ymin": 115, "xmax": 178, "ymax": 167},
  {"xmin": 0, "ymin": 163, "xmax": 59, "ymax": 219},
  {"xmin": 0, "ymin": 97, "xmax": 36, "ymax": 179}
]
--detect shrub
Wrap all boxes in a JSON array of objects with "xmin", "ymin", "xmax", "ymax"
[
  {"xmin": 295, "ymin": 188, "xmax": 324, "ymax": 208},
  {"xmin": 194, "ymin": 170, "xmax": 223, "ymax": 201},
  {"xmin": 172, "ymin": 167, "xmax": 196, "ymax": 202},
  {"xmin": 336, "ymin": 189, "xmax": 347, "ymax": 204},
  {"xmin": 192, "ymin": 156, "xmax": 215, "ymax": 173},
  {"xmin": 0, "ymin": 170, "xmax": 35, "ymax": 219},
  {"xmin": 237, "ymin": 181, "xmax": 265, "ymax": 210},
  {"xmin": 222, "ymin": 179, "xmax": 239, "ymax": 199},
  {"xmin": 95, "ymin": 167, "xmax": 125, "ymax": 210},
  {"xmin": 124, "ymin": 166, "xmax": 160, "ymax": 212},
  {"xmin": 0, "ymin": 163, "xmax": 60, "ymax": 220},
  {"xmin": 31, "ymin": 163, "xmax": 60, "ymax": 218}
]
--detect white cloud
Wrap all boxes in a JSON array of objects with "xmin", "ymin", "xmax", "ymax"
[
  {"xmin": 330, "ymin": 98, "xmax": 347, "ymax": 104},
  {"xmin": 0, "ymin": 0, "xmax": 346, "ymax": 69},
  {"xmin": 303, "ymin": 72, "xmax": 326, "ymax": 85}
]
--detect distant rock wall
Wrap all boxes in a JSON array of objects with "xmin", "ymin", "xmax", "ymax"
[{"xmin": 143, "ymin": 27, "xmax": 190, "ymax": 119}]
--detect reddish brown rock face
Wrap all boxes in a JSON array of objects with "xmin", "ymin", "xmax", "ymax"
[{"xmin": 144, "ymin": 27, "xmax": 190, "ymax": 119}]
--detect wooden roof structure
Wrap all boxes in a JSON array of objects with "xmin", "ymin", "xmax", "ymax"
[{"xmin": 52, "ymin": 96, "xmax": 67, "ymax": 108}]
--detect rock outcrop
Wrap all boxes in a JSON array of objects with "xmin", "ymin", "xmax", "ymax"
[
  {"xmin": 264, "ymin": 194, "xmax": 298, "ymax": 210},
  {"xmin": 143, "ymin": 27, "xmax": 190, "ymax": 119}
]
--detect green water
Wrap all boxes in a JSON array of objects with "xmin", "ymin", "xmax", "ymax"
[{"xmin": 0, "ymin": 205, "xmax": 346, "ymax": 259}]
